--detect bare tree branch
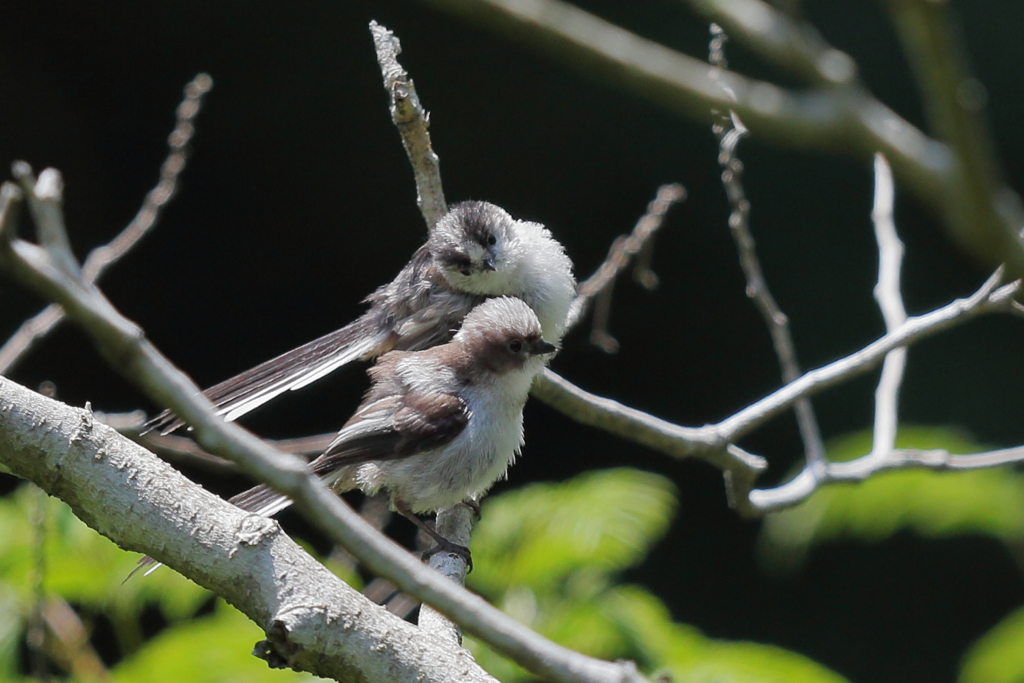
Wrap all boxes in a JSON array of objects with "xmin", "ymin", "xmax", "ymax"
[
  {"xmin": 749, "ymin": 445, "xmax": 1024, "ymax": 512},
  {"xmin": 867, "ymin": 153, "xmax": 907, "ymax": 463},
  {"xmin": 0, "ymin": 73, "xmax": 212, "ymax": 375},
  {"xmin": 721, "ymin": 269, "xmax": 1019, "ymax": 442},
  {"xmin": 420, "ymin": 0, "xmax": 1024, "ymax": 273},
  {"xmin": 533, "ymin": 267, "xmax": 1022, "ymax": 515},
  {"xmin": 0, "ymin": 377, "xmax": 495, "ymax": 683},
  {"xmin": 709, "ymin": 23, "xmax": 826, "ymax": 477}
]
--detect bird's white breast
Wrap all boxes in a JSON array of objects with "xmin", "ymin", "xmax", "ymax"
[{"xmin": 357, "ymin": 363, "xmax": 536, "ymax": 513}]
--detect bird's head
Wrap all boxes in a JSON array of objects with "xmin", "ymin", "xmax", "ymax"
[
  {"xmin": 429, "ymin": 201, "xmax": 524, "ymax": 295},
  {"xmin": 455, "ymin": 296, "xmax": 557, "ymax": 375}
]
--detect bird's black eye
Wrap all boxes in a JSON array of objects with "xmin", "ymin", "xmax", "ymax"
[
  {"xmin": 460, "ymin": 269, "xmax": 472, "ymax": 277},
  {"xmin": 486, "ymin": 233, "xmax": 497, "ymax": 247},
  {"xmin": 508, "ymin": 339, "xmax": 523, "ymax": 353}
]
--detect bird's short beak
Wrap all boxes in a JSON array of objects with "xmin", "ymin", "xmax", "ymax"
[
  {"xmin": 481, "ymin": 257, "xmax": 497, "ymax": 272},
  {"xmin": 532, "ymin": 340, "xmax": 558, "ymax": 356}
]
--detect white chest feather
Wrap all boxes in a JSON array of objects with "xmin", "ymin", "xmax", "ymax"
[{"xmin": 356, "ymin": 367, "xmax": 536, "ymax": 513}]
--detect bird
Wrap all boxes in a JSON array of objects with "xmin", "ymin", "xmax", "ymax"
[
  {"xmin": 136, "ymin": 296, "xmax": 556, "ymax": 576},
  {"xmin": 146, "ymin": 201, "xmax": 575, "ymax": 434}
]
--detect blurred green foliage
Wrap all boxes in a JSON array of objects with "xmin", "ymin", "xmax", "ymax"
[
  {"xmin": 0, "ymin": 482, "xmax": 317, "ymax": 683},
  {"xmin": 0, "ymin": 466, "xmax": 854, "ymax": 682},
  {"xmin": 467, "ymin": 468, "xmax": 848, "ymax": 683},
  {"xmin": 959, "ymin": 605, "xmax": 1024, "ymax": 683},
  {"xmin": 757, "ymin": 426, "xmax": 1024, "ymax": 683},
  {"xmin": 7, "ymin": 443, "xmax": 1024, "ymax": 682}
]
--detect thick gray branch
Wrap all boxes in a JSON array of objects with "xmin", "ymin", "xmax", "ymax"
[{"xmin": 0, "ymin": 376, "xmax": 493, "ymax": 683}]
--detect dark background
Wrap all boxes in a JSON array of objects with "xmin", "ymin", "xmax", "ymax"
[{"xmin": 2, "ymin": 2, "xmax": 1023, "ymax": 682}]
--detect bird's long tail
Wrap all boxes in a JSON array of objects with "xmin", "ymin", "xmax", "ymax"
[{"xmin": 145, "ymin": 316, "xmax": 391, "ymax": 434}]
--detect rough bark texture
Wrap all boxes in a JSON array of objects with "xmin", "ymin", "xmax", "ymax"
[{"xmin": 0, "ymin": 375, "xmax": 494, "ymax": 683}]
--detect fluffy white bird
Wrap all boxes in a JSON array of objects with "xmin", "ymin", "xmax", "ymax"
[{"xmin": 234, "ymin": 295, "xmax": 553, "ymax": 513}]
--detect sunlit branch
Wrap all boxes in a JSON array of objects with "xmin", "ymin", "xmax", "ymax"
[
  {"xmin": 371, "ymin": 21, "xmax": 448, "ymax": 229},
  {"xmin": 709, "ymin": 22, "xmax": 826, "ymax": 477}
]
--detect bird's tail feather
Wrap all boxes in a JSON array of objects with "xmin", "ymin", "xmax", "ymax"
[{"xmin": 145, "ymin": 317, "xmax": 390, "ymax": 434}]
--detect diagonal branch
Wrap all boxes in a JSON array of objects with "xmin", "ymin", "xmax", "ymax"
[
  {"xmin": 709, "ymin": 23, "xmax": 826, "ymax": 476},
  {"xmin": 0, "ymin": 73, "xmax": 212, "ymax": 375},
  {"xmin": 371, "ymin": 21, "xmax": 448, "ymax": 229},
  {"xmin": 420, "ymin": 0, "xmax": 1024, "ymax": 273},
  {"xmin": 719, "ymin": 269, "xmax": 1018, "ymax": 442},
  {"xmin": 0, "ymin": 376, "xmax": 495, "ymax": 683}
]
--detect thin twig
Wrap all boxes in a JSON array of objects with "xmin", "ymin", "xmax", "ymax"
[
  {"xmin": 867, "ymin": 153, "xmax": 906, "ymax": 461},
  {"xmin": 743, "ymin": 153, "xmax": 909, "ymax": 510},
  {"xmin": 0, "ymin": 73, "xmax": 213, "ymax": 375},
  {"xmin": 709, "ymin": 23, "xmax": 827, "ymax": 477},
  {"xmin": 13, "ymin": 164, "xmax": 79, "ymax": 280},
  {"xmin": 721, "ymin": 269, "xmax": 1018, "ymax": 441},
  {"xmin": 566, "ymin": 183, "xmax": 686, "ymax": 340},
  {"xmin": 370, "ymin": 21, "xmax": 447, "ymax": 229},
  {"xmin": 532, "ymin": 369, "xmax": 741, "ymax": 465},
  {"xmin": 749, "ymin": 445, "xmax": 1024, "ymax": 512}
]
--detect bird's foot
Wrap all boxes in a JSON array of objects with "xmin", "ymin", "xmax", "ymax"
[
  {"xmin": 460, "ymin": 499, "xmax": 481, "ymax": 520},
  {"xmin": 422, "ymin": 537, "xmax": 473, "ymax": 572}
]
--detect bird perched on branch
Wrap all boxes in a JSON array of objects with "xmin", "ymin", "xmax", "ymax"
[
  {"xmin": 147, "ymin": 201, "xmax": 575, "ymax": 434},
  {"xmin": 135, "ymin": 297, "xmax": 555, "ymax": 575},
  {"xmin": 235, "ymin": 296, "xmax": 554, "ymax": 546}
]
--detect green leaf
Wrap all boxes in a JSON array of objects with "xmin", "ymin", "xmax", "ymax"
[
  {"xmin": 960, "ymin": 605, "xmax": 1024, "ymax": 683},
  {"xmin": 0, "ymin": 482, "xmax": 211, "ymax": 661},
  {"xmin": 608, "ymin": 586, "xmax": 850, "ymax": 683},
  {"xmin": 469, "ymin": 468, "xmax": 677, "ymax": 595},
  {"xmin": 758, "ymin": 427, "xmax": 1024, "ymax": 573},
  {"xmin": 465, "ymin": 469, "xmax": 845, "ymax": 683},
  {"xmin": 109, "ymin": 600, "xmax": 324, "ymax": 683}
]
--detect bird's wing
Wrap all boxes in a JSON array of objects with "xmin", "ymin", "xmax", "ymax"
[
  {"xmin": 312, "ymin": 390, "xmax": 469, "ymax": 472},
  {"xmin": 144, "ymin": 247, "xmax": 464, "ymax": 436},
  {"xmin": 225, "ymin": 357, "xmax": 468, "ymax": 517}
]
